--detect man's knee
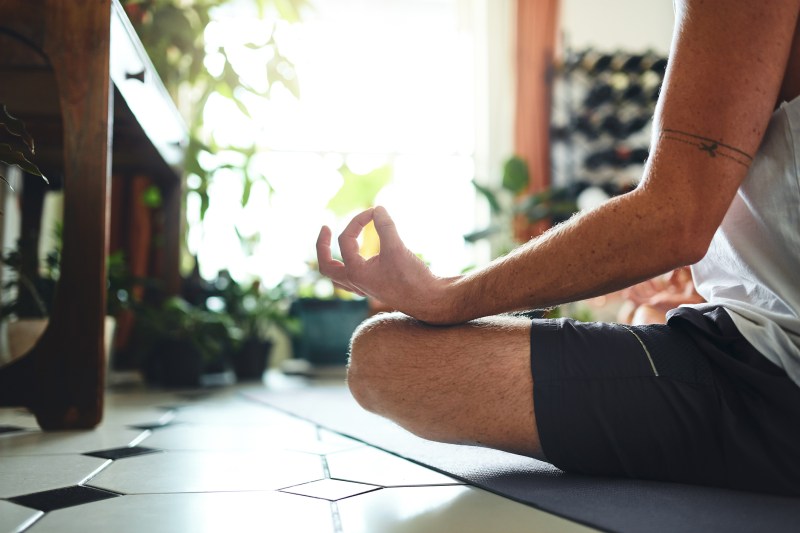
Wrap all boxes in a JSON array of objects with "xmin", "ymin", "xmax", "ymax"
[{"xmin": 347, "ymin": 312, "xmax": 418, "ymax": 413}]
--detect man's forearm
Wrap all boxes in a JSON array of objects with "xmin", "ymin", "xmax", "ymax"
[{"xmin": 434, "ymin": 187, "xmax": 703, "ymax": 325}]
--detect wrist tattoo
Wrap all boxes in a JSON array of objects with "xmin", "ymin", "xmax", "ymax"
[{"xmin": 661, "ymin": 128, "xmax": 753, "ymax": 167}]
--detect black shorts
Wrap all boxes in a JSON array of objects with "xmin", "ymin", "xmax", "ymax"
[{"xmin": 530, "ymin": 305, "xmax": 800, "ymax": 496}]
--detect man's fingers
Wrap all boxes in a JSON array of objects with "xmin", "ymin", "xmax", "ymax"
[
  {"xmin": 316, "ymin": 226, "xmax": 334, "ymax": 260},
  {"xmin": 372, "ymin": 206, "xmax": 402, "ymax": 249},
  {"xmin": 317, "ymin": 225, "xmax": 347, "ymax": 280},
  {"xmin": 338, "ymin": 208, "xmax": 374, "ymax": 263},
  {"xmin": 318, "ymin": 225, "xmax": 367, "ymax": 297},
  {"xmin": 316, "ymin": 226, "xmax": 341, "ymax": 271}
]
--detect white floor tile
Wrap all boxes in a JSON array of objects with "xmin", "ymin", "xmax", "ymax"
[
  {"xmin": 169, "ymin": 396, "xmax": 301, "ymax": 427},
  {"xmin": 0, "ymin": 455, "xmax": 109, "ymax": 498},
  {"xmin": 281, "ymin": 479, "xmax": 380, "ymax": 501},
  {"xmin": 0, "ymin": 428, "xmax": 148, "ymax": 457},
  {"xmin": 25, "ymin": 491, "xmax": 335, "ymax": 533},
  {"xmin": 337, "ymin": 485, "xmax": 598, "ymax": 533},
  {"xmin": 281, "ymin": 437, "xmax": 365, "ymax": 456},
  {"xmin": 2, "ymin": 385, "xmax": 595, "ymax": 533},
  {"xmin": 138, "ymin": 421, "xmax": 318, "ymax": 453},
  {"xmin": 97, "ymin": 405, "xmax": 175, "ymax": 428},
  {"xmin": 277, "ymin": 427, "xmax": 365, "ymax": 456},
  {"xmin": 0, "ymin": 500, "xmax": 43, "ymax": 533},
  {"xmin": 104, "ymin": 389, "xmax": 189, "ymax": 410},
  {"xmin": 318, "ymin": 428, "xmax": 364, "ymax": 449},
  {"xmin": 327, "ymin": 447, "xmax": 462, "ymax": 487},
  {"xmin": 0, "ymin": 407, "xmax": 39, "ymax": 430},
  {"xmin": 87, "ymin": 449, "xmax": 325, "ymax": 494}
]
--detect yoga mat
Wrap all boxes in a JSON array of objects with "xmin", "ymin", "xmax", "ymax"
[{"xmin": 244, "ymin": 384, "xmax": 800, "ymax": 533}]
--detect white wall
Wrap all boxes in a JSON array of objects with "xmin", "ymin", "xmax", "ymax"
[{"xmin": 559, "ymin": 0, "xmax": 675, "ymax": 54}]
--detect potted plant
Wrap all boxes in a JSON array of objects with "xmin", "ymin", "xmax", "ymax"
[
  {"xmin": 1, "ymin": 105, "xmax": 49, "ymax": 361},
  {"xmin": 282, "ymin": 269, "xmax": 369, "ymax": 369},
  {"xmin": 0, "ymin": 238, "xmax": 59, "ymax": 361},
  {"xmin": 213, "ymin": 271, "xmax": 298, "ymax": 381},
  {"xmin": 465, "ymin": 156, "xmax": 579, "ymax": 252},
  {"xmin": 0, "ymin": 238, "xmax": 129, "ymax": 369},
  {"xmin": 134, "ymin": 296, "xmax": 237, "ymax": 388}
]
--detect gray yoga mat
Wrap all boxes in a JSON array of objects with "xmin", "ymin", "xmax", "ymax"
[{"xmin": 244, "ymin": 384, "xmax": 800, "ymax": 533}]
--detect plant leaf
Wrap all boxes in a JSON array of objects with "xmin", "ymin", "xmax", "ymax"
[
  {"xmin": 232, "ymin": 95, "xmax": 252, "ymax": 119},
  {"xmin": 0, "ymin": 143, "xmax": 47, "ymax": 183},
  {"xmin": 273, "ymin": 0, "xmax": 303, "ymax": 23},
  {"xmin": 502, "ymin": 156, "xmax": 529, "ymax": 195},
  {"xmin": 463, "ymin": 225, "xmax": 502, "ymax": 243},
  {"xmin": 141, "ymin": 185, "xmax": 163, "ymax": 208},
  {"xmin": 326, "ymin": 163, "xmax": 392, "ymax": 217},
  {"xmin": 471, "ymin": 179, "xmax": 502, "ymax": 215},
  {"xmin": 0, "ymin": 103, "xmax": 35, "ymax": 153},
  {"xmin": 241, "ymin": 175, "xmax": 253, "ymax": 207},
  {"xmin": 199, "ymin": 192, "xmax": 210, "ymax": 220}
]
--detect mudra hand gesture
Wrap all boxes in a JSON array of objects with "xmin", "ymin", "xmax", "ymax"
[{"xmin": 316, "ymin": 206, "xmax": 452, "ymax": 324}]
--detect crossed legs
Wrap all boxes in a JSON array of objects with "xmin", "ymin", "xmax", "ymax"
[{"xmin": 346, "ymin": 312, "xmax": 543, "ymax": 459}]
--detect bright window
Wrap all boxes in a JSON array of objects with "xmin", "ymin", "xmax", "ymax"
[{"xmin": 189, "ymin": 0, "xmax": 511, "ymax": 287}]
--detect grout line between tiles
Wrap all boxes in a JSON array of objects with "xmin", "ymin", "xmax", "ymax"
[
  {"xmin": 128, "ymin": 429, "xmax": 153, "ymax": 447},
  {"xmin": 159, "ymin": 410, "xmax": 178, "ymax": 425},
  {"xmin": 321, "ymin": 455, "xmax": 331, "ymax": 479},
  {"xmin": 16, "ymin": 509, "xmax": 44, "ymax": 533},
  {"xmin": 79, "ymin": 460, "xmax": 115, "ymax": 486},
  {"xmin": 330, "ymin": 501, "xmax": 343, "ymax": 533}
]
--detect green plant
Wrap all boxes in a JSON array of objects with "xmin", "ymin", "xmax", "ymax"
[
  {"xmin": 465, "ymin": 156, "xmax": 602, "ymax": 322},
  {"xmin": 129, "ymin": 295, "xmax": 237, "ymax": 386},
  {"xmin": 0, "ymin": 245, "xmax": 58, "ymax": 320},
  {"xmin": 465, "ymin": 156, "xmax": 579, "ymax": 251},
  {"xmin": 212, "ymin": 270, "xmax": 299, "ymax": 342},
  {"xmin": 1, "ymin": 227, "xmax": 136, "ymax": 321},
  {"xmin": 121, "ymin": 0, "xmax": 308, "ymax": 272},
  {"xmin": 0, "ymin": 222, "xmax": 62, "ymax": 320},
  {"xmin": 137, "ymin": 296, "xmax": 236, "ymax": 360},
  {"xmin": 325, "ymin": 162, "xmax": 394, "ymax": 218},
  {"xmin": 0, "ymin": 104, "xmax": 47, "ymax": 185},
  {"xmin": 106, "ymin": 251, "xmax": 136, "ymax": 317},
  {"xmin": 138, "ymin": 264, "xmax": 299, "ymax": 381}
]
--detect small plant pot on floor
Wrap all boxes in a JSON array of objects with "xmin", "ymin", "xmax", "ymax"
[
  {"xmin": 232, "ymin": 338, "xmax": 273, "ymax": 381},
  {"xmin": 142, "ymin": 338, "xmax": 204, "ymax": 388},
  {"xmin": 290, "ymin": 298, "xmax": 369, "ymax": 367}
]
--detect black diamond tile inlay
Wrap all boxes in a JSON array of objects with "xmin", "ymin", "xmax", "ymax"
[
  {"xmin": 9, "ymin": 485, "xmax": 121, "ymax": 512},
  {"xmin": 84, "ymin": 446, "xmax": 162, "ymax": 460},
  {"xmin": 0, "ymin": 425, "xmax": 27, "ymax": 435}
]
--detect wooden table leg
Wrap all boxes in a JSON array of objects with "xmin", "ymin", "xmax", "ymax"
[{"xmin": 0, "ymin": 0, "xmax": 111, "ymax": 430}]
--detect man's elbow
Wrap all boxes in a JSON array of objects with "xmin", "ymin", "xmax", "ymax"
[{"xmin": 666, "ymin": 215, "xmax": 714, "ymax": 267}]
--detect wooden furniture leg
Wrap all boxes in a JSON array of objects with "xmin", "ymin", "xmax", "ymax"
[{"xmin": 0, "ymin": 0, "xmax": 111, "ymax": 429}]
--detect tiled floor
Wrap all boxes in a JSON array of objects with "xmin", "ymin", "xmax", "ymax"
[{"xmin": 0, "ymin": 374, "xmax": 595, "ymax": 533}]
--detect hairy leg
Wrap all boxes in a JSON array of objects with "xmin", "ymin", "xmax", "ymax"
[{"xmin": 347, "ymin": 312, "xmax": 542, "ymax": 459}]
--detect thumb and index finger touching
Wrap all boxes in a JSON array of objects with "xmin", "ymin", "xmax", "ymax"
[
  {"xmin": 319, "ymin": 206, "xmax": 401, "ymax": 270},
  {"xmin": 337, "ymin": 206, "xmax": 401, "ymax": 256},
  {"xmin": 337, "ymin": 207, "xmax": 375, "ymax": 264}
]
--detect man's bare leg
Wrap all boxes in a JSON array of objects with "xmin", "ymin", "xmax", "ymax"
[{"xmin": 347, "ymin": 312, "xmax": 543, "ymax": 459}]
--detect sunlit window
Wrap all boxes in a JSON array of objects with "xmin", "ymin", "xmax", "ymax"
[{"xmin": 188, "ymin": 0, "xmax": 500, "ymax": 288}]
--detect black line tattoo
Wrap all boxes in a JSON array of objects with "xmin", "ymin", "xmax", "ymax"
[{"xmin": 661, "ymin": 128, "xmax": 753, "ymax": 168}]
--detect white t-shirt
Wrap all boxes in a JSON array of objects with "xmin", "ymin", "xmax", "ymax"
[{"xmin": 690, "ymin": 96, "xmax": 800, "ymax": 387}]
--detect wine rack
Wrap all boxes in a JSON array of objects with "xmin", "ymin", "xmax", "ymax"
[{"xmin": 549, "ymin": 48, "xmax": 668, "ymax": 214}]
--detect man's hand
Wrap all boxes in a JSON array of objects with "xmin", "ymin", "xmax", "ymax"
[{"xmin": 316, "ymin": 206, "xmax": 455, "ymax": 324}]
